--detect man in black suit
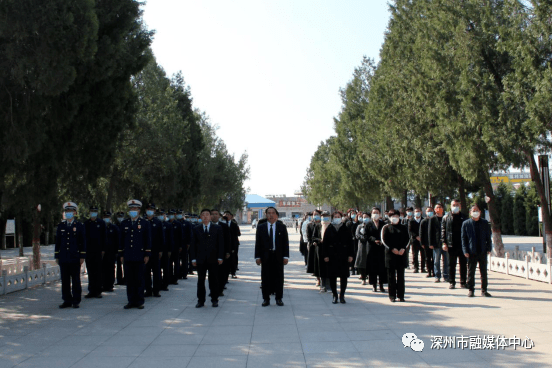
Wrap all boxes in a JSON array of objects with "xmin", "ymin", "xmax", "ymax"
[
  {"xmin": 190, "ymin": 209, "xmax": 224, "ymax": 308},
  {"xmin": 255, "ymin": 207, "xmax": 290, "ymax": 307}
]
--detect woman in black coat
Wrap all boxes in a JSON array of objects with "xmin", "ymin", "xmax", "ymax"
[
  {"xmin": 364, "ymin": 208, "xmax": 387, "ymax": 292},
  {"xmin": 321, "ymin": 211, "xmax": 354, "ymax": 304},
  {"xmin": 381, "ymin": 209, "xmax": 410, "ymax": 302}
]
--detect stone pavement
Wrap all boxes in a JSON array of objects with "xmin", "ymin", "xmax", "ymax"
[{"xmin": 1, "ymin": 228, "xmax": 551, "ymax": 368}]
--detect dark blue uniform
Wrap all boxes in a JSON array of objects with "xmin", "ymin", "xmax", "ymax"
[
  {"xmin": 169, "ymin": 220, "xmax": 184, "ymax": 284},
  {"xmin": 55, "ymin": 220, "xmax": 86, "ymax": 305},
  {"xmin": 161, "ymin": 220, "xmax": 174, "ymax": 289},
  {"xmin": 119, "ymin": 217, "xmax": 151, "ymax": 306},
  {"xmin": 179, "ymin": 219, "xmax": 193, "ymax": 279},
  {"xmin": 102, "ymin": 223, "xmax": 119, "ymax": 291},
  {"xmin": 145, "ymin": 217, "xmax": 164, "ymax": 295},
  {"xmin": 116, "ymin": 219, "xmax": 125, "ymax": 284},
  {"xmin": 84, "ymin": 218, "xmax": 107, "ymax": 296}
]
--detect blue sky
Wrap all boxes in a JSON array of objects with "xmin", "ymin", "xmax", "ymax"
[{"xmin": 142, "ymin": 0, "xmax": 391, "ymax": 197}]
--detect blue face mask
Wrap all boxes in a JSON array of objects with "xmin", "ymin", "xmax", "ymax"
[
  {"xmin": 157, "ymin": 215, "xmax": 164, "ymax": 221},
  {"xmin": 332, "ymin": 218, "xmax": 341, "ymax": 225},
  {"xmin": 146, "ymin": 210, "xmax": 154, "ymax": 217},
  {"xmin": 322, "ymin": 217, "xmax": 330, "ymax": 222},
  {"xmin": 168, "ymin": 215, "xmax": 175, "ymax": 220},
  {"xmin": 103, "ymin": 218, "xmax": 110, "ymax": 224},
  {"xmin": 313, "ymin": 215, "xmax": 321, "ymax": 221},
  {"xmin": 363, "ymin": 218, "xmax": 370, "ymax": 224},
  {"xmin": 129, "ymin": 210, "xmax": 138, "ymax": 218},
  {"xmin": 117, "ymin": 217, "xmax": 124, "ymax": 222},
  {"xmin": 176, "ymin": 214, "xmax": 183, "ymax": 220},
  {"xmin": 90, "ymin": 212, "xmax": 98, "ymax": 218},
  {"xmin": 427, "ymin": 212, "xmax": 434, "ymax": 218},
  {"xmin": 65, "ymin": 212, "xmax": 74, "ymax": 220},
  {"xmin": 351, "ymin": 214, "xmax": 356, "ymax": 219}
]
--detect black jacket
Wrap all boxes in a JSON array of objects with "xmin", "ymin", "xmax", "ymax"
[
  {"xmin": 441, "ymin": 212, "xmax": 467, "ymax": 248},
  {"xmin": 254, "ymin": 221, "xmax": 289, "ymax": 262},
  {"xmin": 427, "ymin": 216, "xmax": 443, "ymax": 249},
  {"xmin": 408, "ymin": 218, "xmax": 423, "ymax": 247},
  {"xmin": 189, "ymin": 223, "xmax": 225, "ymax": 264},
  {"xmin": 381, "ymin": 223, "xmax": 409, "ymax": 269}
]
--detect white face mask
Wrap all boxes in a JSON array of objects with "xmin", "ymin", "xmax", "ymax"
[
  {"xmin": 371, "ymin": 213, "xmax": 380, "ymax": 221},
  {"xmin": 391, "ymin": 217, "xmax": 400, "ymax": 225},
  {"xmin": 471, "ymin": 211, "xmax": 480, "ymax": 219},
  {"xmin": 452, "ymin": 206, "xmax": 460, "ymax": 214},
  {"xmin": 414, "ymin": 212, "xmax": 421, "ymax": 218}
]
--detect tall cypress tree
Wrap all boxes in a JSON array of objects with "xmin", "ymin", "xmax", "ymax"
[{"xmin": 513, "ymin": 185, "xmax": 527, "ymax": 236}]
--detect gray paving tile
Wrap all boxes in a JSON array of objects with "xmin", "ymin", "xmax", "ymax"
[
  {"xmin": 128, "ymin": 357, "xmax": 192, "ymax": 368},
  {"xmin": 71, "ymin": 356, "xmax": 135, "ymax": 368},
  {"xmin": 246, "ymin": 354, "xmax": 306, "ymax": 368},
  {"xmin": 194, "ymin": 343, "xmax": 250, "ymax": 356},
  {"xmin": 302, "ymin": 341, "xmax": 358, "ymax": 354},
  {"xmin": 15, "ymin": 357, "xmax": 81, "ymax": 368},
  {"xmin": 186, "ymin": 356, "xmax": 248, "ymax": 368},
  {"xmin": 140, "ymin": 344, "xmax": 198, "ymax": 357}
]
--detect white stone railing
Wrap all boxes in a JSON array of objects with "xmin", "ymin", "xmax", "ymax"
[
  {"xmin": 0, "ymin": 263, "xmax": 77, "ymax": 296},
  {"xmin": 489, "ymin": 247, "xmax": 551, "ymax": 284}
]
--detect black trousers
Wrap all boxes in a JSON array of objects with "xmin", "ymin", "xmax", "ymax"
[
  {"xmin": 196, "ymin": 261, "xmax": 219, "ymax": 303},
  {"xmin": 368, "ymin": 268, "xmax": 385, "ymax": 287},
  {"xmin": 261, "ymin": 252, "xmax": 284, "ymax": 300},
  {"xmin": 169, "ymin": 250, "xmax": 180, "ymax": 283},
  {"xmin": 218, "ymin": 258, "xmax": 230, "ymax": 290},
  {"xmin": 329, "ymin": 276, "xmax": 348, "ymax": 297},
  {"xmin": 387, "ymin": 267, "xmax": 405, "ymax": 299},
  {"xmin": 86, "ymin": 253, "xmax": 103, "ymax": 296},
  {"xmin": 230, "ymin": 251, "xmax": 239, "ymax": 275},
  {"xmin": 102, "ymin": 252, "xmax": 116, "ymax": 291},
  {"xmin": 426, "ymin": 247, "xmax": 434, "ymax": 276},
  {"xmin": 412, "ymin": 244, "xmax": 426, "ymax": 271},
  {"xmin": 448, "ymin": 246, "xmax": 467, "ymax": 285},
  {"xmin": 60, "ymin": 262, "xmax": 82, "ymax": 304},
  {"xmin": 125, "ymin": 260, "xmax": 145, "ymax": 306},
  {"xmin": 467, "ymin": 252, "xmax": 488, "ymax": 292},
  {"xmin": 145, "ymin": 253, "xmax": 162, "ymax": 294},
  {"xmin": 179, "ymin": 248, "xmax": 188, "ymax": 278},
  {"xmin": 116, "ymin": 256, "xmax": 125, "ymax": 284},
  {"xmin": 161, "ymin": 252, "xmax": 171, "ymax": 288}
]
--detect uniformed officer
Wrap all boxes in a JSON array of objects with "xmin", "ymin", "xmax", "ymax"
[
  {"xmin": 84, "ymin": 205, "xmax": 107, "ymax": 298},
  {"xmin": 188, "ymin": 214, "xmax": 199, "ymax": 275},
  {"xmin": 115, "ymin": 211, "xmax": 126, "ymax": 285},
  {"xmin": 177, "ymin": 209, "xmax": 193, "ymax": 280},
  {"xmin": 144, "ymin": 203, "xmax": 164, "ymax": 297},
  {"xmin": 102, "ymin": 211, "xmax": 119, "ymax": 292},
  {"xmin": 55, "ymin": 202, "xmax": 86, "ymax": 309},
  {"xmin": 168, "ymin": 209, "xmax": 183, "ymax": 285},
  {"xmin": 224, "ymin": 210, "xmax": 241, "ymax": 279},
  {"xmin": 119, "ymin": 200, "xmax": 151, "ymax": 309},
  {"xmin": 159, "ymin": 208, "xmax": 173, "ymax": 291}
]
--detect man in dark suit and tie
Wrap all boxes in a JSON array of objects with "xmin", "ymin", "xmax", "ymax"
[
  {"xmin": 255, "ymin": 207, "xmax": 290, "ymax": 307},
  {"xmin": 190, "ymin": 209, "xmax": 224, "ymax": 308}
]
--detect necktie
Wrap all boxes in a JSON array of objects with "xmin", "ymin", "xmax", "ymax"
[
  {"xmin": 204, "ymin": 225, "xmax": 208, "ymax": 234},
  {"xmin": 270, "ymin": 224, "xmax": 274, "ymax": 250}
]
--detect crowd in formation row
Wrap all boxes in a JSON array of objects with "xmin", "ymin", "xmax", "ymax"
[
  {"xmin": 297, "ymin": 200, "xmax": 493, "ymax": 303},
  {"xmin": 54, "ymin": 200, "xmax": 241, "ymax": 309}
]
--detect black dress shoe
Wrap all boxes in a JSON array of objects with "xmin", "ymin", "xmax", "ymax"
[
  {"xmin": 461, "ymin": 283, "xmax": 468, "ymax": 289},
  {"xmin": 262, "ymin": 299, "xmax": 270, "ymax": 307},
  {"xmin": 59, "ymin": 302, "xmax": 72, "ymax": 309},
  {"xmin": 379, "ymin": 286, "xmax": 386, "ymax": 293},
  {"xmin": 481, "ymin": 291, "xmax": 492, "ymax": 297},
  {"xmin": 399, "ymin": 298, "xmax": 406, "ymax": 302},
  {"xmin": 72, "ymin": 304, "xmax": 80, "ymax": 309},
  {"xmin": 153, "ymin": 293, "xmax": 161, "ymax": 297},
  {"xmin": 426, "ymin": 274, "xmax": 432, "ymax": 278},
  {"xmin": 124, "ymin": 304, "xmax": 134, "ymax": 309},
  {"xmin": 373, "ymin": 286, "xmax": 378, "ymax": 292},
  {"xmin": 449, "ymin": 284, "xmax": 455, "ymax": 289},
  {"xmin": 219, "ymin": 292, "xmax": 225, "ymax": 297},
  {"xmin": 468, "ymin": 290, "xmax": 475, "ymax": 297},
  {"xmin": 104, "ymin": 288, "xmax": 114, "ymax": 292},
  {"xmin": 276, "ymin": 299, "xmax": 284, "ymax": 306},
  {"xmin": 137, "ymin": 304, "xmax": 144, "ymax": 309},
  {"xmin": 340, "ymin": 296, "xmax": 346, "ymax": 304},
  {"xmin": 332, "ymin": 296, "xmax": 338, "ymax": 304},
  {"xmin": 231, "ymin": 275, "xmax": 237, "ymax": 279},
  {"xmin": 195, "ymin": 302, "xmax": 205, "ymax": 308},
  {"xmin": 212, "ymin": 302, "xmax": 219, "ymax": 307},
  {"xmin": 84, "ymin": 293, "xmax": 94, "ymax": 299},
  {"xmin": 94, "ymin": 294, "xmax": 103, "ymax": 299},
  {"xmin": 390, "ymin": 297, "xmax": 396, "ymax": 302},
  {"xmin": 413, "ymin": 269, "xmax": 419, "ymax": 273}
]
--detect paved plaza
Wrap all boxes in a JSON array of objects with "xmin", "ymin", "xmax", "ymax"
[{"xmin": 1, "ymin": 228, "xmax": 551, "ymax": 367}]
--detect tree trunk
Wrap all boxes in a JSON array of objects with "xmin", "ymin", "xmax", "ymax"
[
  {"xmin": 17, "ymin": 218, "xmax": 24, "ymax": 257},
  {"xmin": 32, "ymin": 209, "xmax": 41, "ymax": 270},
  {"xmin": 402, "ymin": 189, "xmax": 408, "ymax": 208},
  {"xmin": 428, "ymin": 192, "xmax": 436, "ymax": 208},
  {"xmin": 105, "ymin": 166, "xmax": 119, "ymax": 211},
  {"xmin": 414, "ymin": 195, "xmax": 422, "ymax": 209},
  {"xmin": 458, "ymin": 174, "xmax": 468, "ymax": 216},
  {"xmin": 385, "ymin": 196, "xmax": 394, "ymax": 211},
  {"xmin": 526, "ymin": 151, "xmax": 552, "ymax": 260},
  {"xmin": 482, "ymin": 174, "xmax": 504, "ymax": 257}
]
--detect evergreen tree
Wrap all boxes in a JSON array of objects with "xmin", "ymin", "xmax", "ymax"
[
  {"xmin": 525, "ymin": 182, "xmax": 539, "ymax": 236},
  {"xmin": 501, "ymin": 188, "xmax": 514, "ymax": 235},
  {"xmin": 513, "ymin": 185, "xmax": 528, "ymax": 236}
]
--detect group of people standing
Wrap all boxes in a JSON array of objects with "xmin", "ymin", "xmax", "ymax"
[
  {"xmin": 54, "ymin": 200, "xmax": 240, "ymax": 309},
  {"xmin": 299, "ymin": 200, "xmax": 493, "ymax": 303}
]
